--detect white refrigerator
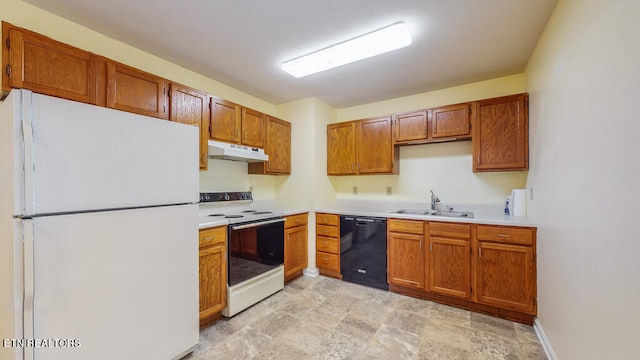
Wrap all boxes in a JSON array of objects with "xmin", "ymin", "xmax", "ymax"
[{"xmin": 0, "ymin": 90, "xmax": 200, "ymax": 360}]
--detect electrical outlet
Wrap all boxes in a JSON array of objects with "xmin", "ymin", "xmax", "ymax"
[
  {"xmin": 386, "ymin": 186, "xmax": 392, "ymax": 195},
  {"xmin": 249, "ymin": 186, "xmax": 253, "ymax": 192},
  {"xmin": 353, "ymin": 186, "xmax": 358, "ymax": 195}
]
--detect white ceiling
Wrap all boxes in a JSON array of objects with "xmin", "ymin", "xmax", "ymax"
[{"xmin": 24, "ymin": 0, "xmax": 557, "ymax": 108}]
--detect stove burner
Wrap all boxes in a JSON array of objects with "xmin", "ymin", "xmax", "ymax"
[
  {"xmin": 208, "ymin": 214, "xmax": 225, "ymax": 217},
  {"xmin": 242, "ymin": 210, "xmax": 257, "ymax": 213},
  {"xmin": 225, "ymin": 215, "xmax": 244, "ymax": 219},
  {"xmin": 253, "ymin": 211, "xmax": 273, "ymax": 215}
]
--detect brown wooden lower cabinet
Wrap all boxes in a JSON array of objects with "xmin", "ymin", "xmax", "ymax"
[
  {"xmin": 199, "ymin": 226, "xmax": 227, "ymax": 328},
  {"xmin": 475, "ymin": 225, "xmax": 536, "ymax": 314},
  {"xmin": 426, "ymin": 222, "xmax": 472, "ymax": 299},
  {"xmin": 387, "ymin": 220, "xmax": 537, "ymax": 324},
  {"xmin": 387, "ymin": 219, "xmax": 425, "ymax": 289},
  {"xmin": 284, "ymin": 213, "xmax": 308, "ymax": 282},
  {"xmin": 315, "ymin": 213, "xmax": 341, "ymax": 278}
]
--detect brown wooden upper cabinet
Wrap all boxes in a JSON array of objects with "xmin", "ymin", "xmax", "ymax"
[
  {"xmin": 393, "ymin": 103, "xmax": 471, "ymax": 145},
  {"xmin": 210, "ymin": 97, "xmax": 265, "ymax": 148},
  {"xmin": 248, "ymin": 116, "xmax": 291, "ymax": 175},
  {"xmin": 393, "ymin": 110, "xmax": 428, "ymax": 144},
  {"xmin": 168, "ymin": 83, "xmax": 210, "ymax": 170},
  {"xmin": 357, "ymin": 116, "xmax": 396, "ymax": 174},
  {"xmin": 472, "ymin": 94, "xmax": 529, "ymax": 172},
  {"xmin": 210, "ymin": 97, "xmax": 241, "ymax": 143},
  {"xmin": 430, "ymin": 103, "xmax": 471, "ymax": 140},
  {"xmin": 2, "ymin": 22, "xmax": 96, "ymax": 104},
  {"xmin": 327, "ymin": 117, "xmax": 397, "ymax": 175},
  {"xmin": 327, "ymin": 121, "xmax": 356, "ymax": 175},
  {"xmin": 104, "ymin": 61, "xmax": 166, "ymax": 119}
]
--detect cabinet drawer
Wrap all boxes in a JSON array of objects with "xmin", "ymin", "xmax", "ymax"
[
  {"xmin": 316, "ymin": 236, "xmax": 338, "ymax": 254},
  {"xmin": 316, "ymin": 252, "xmax": 339, "ymax": 272},
  {"xmin": 316, "ymin": 224, "xmax": 338, "ymax": 238},
  {"xmin": 199, "ymin": 226, "xmax": 227, "ymax": 247},
  {"xmin": 477, "ymin": 225, "xmax": 534, "ymax": 245},
  {"xmin": 388, "ymin": 219, "xmax": 424, "ymax": 235},
  {"xmin": 429, "ymin": 222, "xmax": 471, "ymax": 239},
  {"xmin": 285, "ymin": 213, "xmax": 308, "ymax": 229},
  {"xmin": 316, "ymin": 213, "xmax": 339, "ymax": 226}
]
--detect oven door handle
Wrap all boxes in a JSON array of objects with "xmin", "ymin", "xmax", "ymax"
[{"xmin": 231, "ymin": 218, "xmax": 285, "ymax": 230}]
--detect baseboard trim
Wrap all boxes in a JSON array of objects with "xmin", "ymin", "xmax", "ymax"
[
  {"xmin": 303, "ymin": 267, "xmax": 319, "ymax": 277},
  {"xmin": 534, "ymin": 318, "xmax": 557, "ymax": 360}
]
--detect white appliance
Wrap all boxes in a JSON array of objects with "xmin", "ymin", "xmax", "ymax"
[
  {"xmin": 207, "ymin": 139, "xmax": 268, "ymax": 162},
  {"xmin": 199, "ymin": 192, "xmax": 284, "ymax": 317},
  {"xmin": 0, "ymin": 89, "xmax": 200, "ymax": 360}
]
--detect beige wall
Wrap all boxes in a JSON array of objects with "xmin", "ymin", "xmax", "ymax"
[
  {"xmin": 525, "ymin": 0, "xmax": 640, "ymax": 358},
  {"xmin": 275, "ymin": 98, "xmax": 337, "ymax": 269},
  {"xmin": 332, "ymin": 75, "xmax": 528, "ymax": 205}
]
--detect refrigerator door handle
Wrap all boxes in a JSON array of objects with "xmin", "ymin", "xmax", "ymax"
[
  {"xmin": 21, "ymin": 90, "xmax": 35, "ymax": 216},
  {"xmin": 22, "ymin": 219, "xmax": 35, "ymax": 360}
]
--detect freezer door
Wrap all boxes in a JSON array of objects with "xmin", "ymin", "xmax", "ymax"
[
  {"xmin": 23, "ymin": 205, "xmax": 199, "ymax": 360},
  {"xmin": 14, "ymin": 89, "xmax": 198, "ymax": 216}
]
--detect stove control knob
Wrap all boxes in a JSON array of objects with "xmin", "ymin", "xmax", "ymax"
[{"xmin": 224, "ymin": 194, "xmax": 230, "ymax": 201}]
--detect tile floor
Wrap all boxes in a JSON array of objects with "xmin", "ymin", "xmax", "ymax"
[{"xmin": 187, "ymin": 275, "xmax": 547, "ymax": 360}]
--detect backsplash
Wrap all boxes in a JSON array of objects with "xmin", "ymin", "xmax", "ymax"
[{"xmin": 199, "ymin": 159, "xmax": 277, "ymax": 200}]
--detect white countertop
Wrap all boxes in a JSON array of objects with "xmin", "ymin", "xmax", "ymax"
[
  {"xmin": 198, "ymin": 201, "xmax": 310, "ymax": 229},
  {"xmin": 315, "ymin": 199, "xmax": 536, "ymax": 227}
]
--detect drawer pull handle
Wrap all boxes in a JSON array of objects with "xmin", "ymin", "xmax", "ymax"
[
  {"xmin": 295, "ymin": 219, "xmax": 302, "ymax": 223},
  {"xmin": 323, "ymin": 242, "xmax": 329, "ymax": 246},
  {"xmin": 202, "ymin": 237, "xmax": 215, "ymax": 241},
  {"xmin": 496, "ymin": 234, "xmax": 510, "ymax": 237},
  {"xmin": 323, "ymin": 257, "xmax": 330, "ymax": 261}
]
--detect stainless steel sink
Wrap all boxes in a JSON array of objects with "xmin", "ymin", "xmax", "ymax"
[
  {"xmin": 390, "ymin": 209, "xmax": 474, "ymax": 218},
  {"xmin": 390, "ymin": 209, "xmax": 437, "ymax": 215}
]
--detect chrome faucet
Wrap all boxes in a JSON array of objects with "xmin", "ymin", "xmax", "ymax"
[{"xmin": 430, "ymin": 190, "xmax": 440, "ymax": 210}]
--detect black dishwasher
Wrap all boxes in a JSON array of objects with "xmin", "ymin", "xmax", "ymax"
[{"xmin": 339, "ymin": 215, "xmax": 388, "ymax": 290}]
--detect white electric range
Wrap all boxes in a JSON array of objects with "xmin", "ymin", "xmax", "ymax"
[{"xmin": 199, "ymin": 192, "xmax": 285, "ymax": 317}]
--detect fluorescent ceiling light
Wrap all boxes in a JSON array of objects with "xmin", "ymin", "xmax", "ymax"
[{"xmin": 281, "ymin": 22, "xmax": 412, "ymax": 78}]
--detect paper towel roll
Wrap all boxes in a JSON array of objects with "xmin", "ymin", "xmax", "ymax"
[{"xmin": 510, "ymin": 189, "xmax": 527, "ymax": 217}]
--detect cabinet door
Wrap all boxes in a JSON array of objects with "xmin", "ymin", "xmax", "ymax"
[
  {"xmin": 327, "ymin": 122, "xmax": 356, "ymax": 175},
  {"xmin": 356, "ymin": 116, "xmax": 394, "ymax": 174},
  {"xmin": 249, "ymin": 116, "xmax": 291, "ymax": 174},
  {"xmin": 476, "ymin": 242, "xmax": 535, "ymax": 313},
  {"xmin": 199, "ymin": 243, "xmax": 227, "ymax": 321},
  {"xmin": 4, "ymin": 24, "xmax": 96, "ymax": 104},
  {"xmin": 431, "ymin": 103, "xmax": 471, "ymax": 139},
  {"xmin": 106, "ymin": 61, "xmax": 166, "ymax": 119},
  {"xmin": 210, "ymin": 97, "xmax": 241, "ymax": 143},
  {"xmin": 427, "ymin": 237, "xmax": 471, "ymax": 299},
  {"xmin": 473, "ymin": 94, "xmax": 528, "ymax": 171},
  {"xmin": 388, "ymin": 232, "xmax": 425, "ymax": 289},
  {"xmin": 394, "ymin": 110, "xmax": 428, "ymax": 144},
  {"xmin": 284, "ymin": 225, "xmax": 308, "ymax": 281},
  {"xmin": 169, "ymin": 83, "xmax": 210, "ymax": 170},
  {"xmin": 241, "ymin": 107, "xmax": 265, "ymax": 148}
]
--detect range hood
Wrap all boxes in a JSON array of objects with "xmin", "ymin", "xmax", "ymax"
[{"xmin": 207, "ymin": 140, "xmax": 268, "ymax": 162}]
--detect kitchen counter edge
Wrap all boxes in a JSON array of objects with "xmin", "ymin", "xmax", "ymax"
[{"xmin": 314, "ymin": 208, "xmax": 537, "ymax": 228}]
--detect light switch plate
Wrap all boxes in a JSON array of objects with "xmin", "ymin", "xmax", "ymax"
[{"xmin": 386, "ymin": 186, "xmax": 392, "ymax": 195}]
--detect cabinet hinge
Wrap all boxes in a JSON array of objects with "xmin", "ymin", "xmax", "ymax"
[
  {"xmin": 5, "ymin": 64, "xmax": 10, "ymax": 76},
  {"xmin": 5, "ymin": 37, "xmax": 9, "ymax": 49}
]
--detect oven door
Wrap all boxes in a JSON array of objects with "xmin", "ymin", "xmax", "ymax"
[{"xmin": 228, "ymin": 218, "xmax": 285, "ymax": 286}]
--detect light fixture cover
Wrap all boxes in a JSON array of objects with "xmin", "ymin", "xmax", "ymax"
[{"xmin": 281, "ymin": 22, "xmax": 412, "ymax": 78}]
